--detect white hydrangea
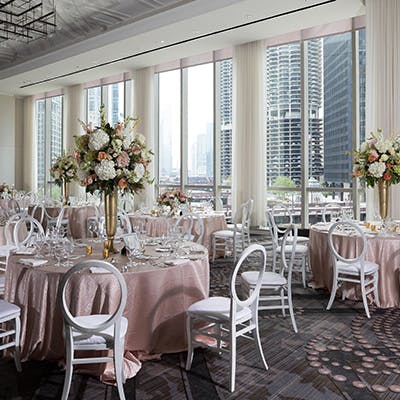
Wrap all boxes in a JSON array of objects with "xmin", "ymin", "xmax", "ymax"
[
  {"xmin": 375, "ymin": 139, "xmax": 392, "ymax": 154},
  {"xmin": 88, "ymin": 129, "xmax": 109, "ymax": 151},
  {"xmin": 360, "ymin": 141, "xmax": 369, "ymax": 152},
  {"xmin": 133, "ymin": 163, "xmax": 145, "ymax": 182},
  {"xmin": 135, "ymin": 133, "xmax": 146, "ymax": 145},
  {"xmin": 122, "ymin": 130, "xmax": 134, "ymax": 150},
  {"xmin": 368, "ymin": 161, "xmax": 386, "ymax": 178},
  {"xmin": 95, "ymin": 159, "xmax": 117, "ymax": 181}
]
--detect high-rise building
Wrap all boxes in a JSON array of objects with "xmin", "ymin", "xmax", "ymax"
[
  {"xmin": 266, "ymin": 41, "xmax": 323, "ymax": 187},
  {"xmin": 219, "ymin": 60, "xmax": 233, "ymax": 185},
  {"xmin": 323, "ymin": 32, "xmax": 353, "ymax": 186}
]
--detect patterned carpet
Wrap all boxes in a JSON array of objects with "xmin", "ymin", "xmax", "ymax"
[{"xmin": 1, "ymin": 253, "xmax": 400, "ymax": 399}]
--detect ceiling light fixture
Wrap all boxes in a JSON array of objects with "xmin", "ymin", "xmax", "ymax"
[{"xmin": 0, "ymin": 0, "xmax": 56, "ymax": 43}]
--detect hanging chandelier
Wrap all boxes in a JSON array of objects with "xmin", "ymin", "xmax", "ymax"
[{"xmin": 0, "ymin": 0, "xmax": 56, "ymax": 42}]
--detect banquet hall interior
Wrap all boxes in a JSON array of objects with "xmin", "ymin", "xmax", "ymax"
[{"xmin": 1, "ymin": 0, "xmax": 400, "ymax": 399}]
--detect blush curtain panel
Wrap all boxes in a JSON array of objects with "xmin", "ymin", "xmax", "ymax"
[
  {"xmin": 366, "ymin": 0, "xmax": 400, "ymax": 219},
  {"xmin": 133, "ymin": 66, "xmax": 156, "ymax": 209},
  {"xmin": 65, "ymin": 84, "xmax": 84, "ymax": 198},
  {"xmin": 232, "ymin": 40, "xmax": 266, "ymax": 227}
]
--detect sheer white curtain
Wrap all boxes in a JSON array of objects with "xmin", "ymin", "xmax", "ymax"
[
  {"xmin": 366, "ymin": 0, "xmax": 400, "ymax": 219},
  {"xmin": 132, "ymin": 67, "xmax": 155, "ymax": 209},
  {"xmin": 23, "ymin": 96, "xmax": 35, "ymax": 191},
  {"xmin": 232, "ymin": 41, "xmax": 266, "ymax": 226},
  {"xmin": 65, "ymin": 84, "xmax": 85, "ymax": 197}
]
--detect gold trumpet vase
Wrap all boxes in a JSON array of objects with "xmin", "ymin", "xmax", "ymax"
[
  {"xmin": 63, "ymin": 180, "xmax": 70, "ymax": 206},
  {"xmin": 104, "ymin": 188, "xmax": 118, "ymax": 253},
  {"xmin": 378, "ymin": 179, "xmax": 389, "ymax": 223}
]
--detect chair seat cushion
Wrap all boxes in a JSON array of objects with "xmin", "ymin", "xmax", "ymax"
[
  {"xmin": 73, "ymin": 315, "xmax": 128, "ymax": 344},
  {"xmin": 213, "ymin": 230, "xmax": 242, "ymax": 239},
  {"xmin": 0, "ymin": 245, "xmax": 16, "ymax": 258},
  {"xmin": 279, "ymin": 236, "xmax": 309, "ymax": 245},
  {"xmin": 277, "ymin": 244, "xmax": 308, "ymax": 255},
  {"xmin": 188, "ymin": 296, "xmax": 251, "ymax": 321},
  {"xmin": 0, "ymin": 299, "xmax": 20, "ymax": 319},
  {"xmin": 337, "ymin": 260, "xmax": 379, "ymax": 275},
  {"xmin": 242, "ymin": 271, "xmax": 287, "ymax": 287}
]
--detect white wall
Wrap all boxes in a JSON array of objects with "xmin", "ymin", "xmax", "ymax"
[{"xmin": 0, "ymin": 94, "xmax": 16, "ymax": 186}]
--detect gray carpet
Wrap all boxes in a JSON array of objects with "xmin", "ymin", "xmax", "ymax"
[{"xmin": 1, "ymin": 254, "xmax": 400, "ymax": 399}]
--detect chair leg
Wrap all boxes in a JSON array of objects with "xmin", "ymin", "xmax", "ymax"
[
  {"xmin": 326, "ymin": 273, "xmax": 338, "ymax": 311},
  {"xmin": 280, "ymin": 288, "xmax": 285, "ymax": 317},
  {"xmin": 361, "ymin": 277, "xmax": 370, "ymax": 319},
  {"xmin": 301, "ymin": 258, "xmax": 306, "ymax": 288},
  {"xmin": 229, "ymin": 325, "xmax": 236, "ymax": 393},
  {"xmin": 373, "ymin": 271, "xmax": 380, "ymax": 308},
  {"xmin": 61, "ymin": 336, "xmax": 74, "ymax": 400},
  {"xmin": 287, "ymin": 285, "xmax": 298, "ymax": 333},
  {"xmin": 185, "ymin": 315, "xmax": 194, "ymax": 370},
  {"xmin": 114, "ymin": 339, "xmax": 126, "ymax": 400},
  {"xmin": 14, "ymin": 316, "xmax": 22, "ymax": 372},
  {"xmin": 252, "ymin": 318, "xmax": 268, "ymax": 371},
  {"xmin": 212, "ymin": 236, "xmax": 216, "ymax": 262}
]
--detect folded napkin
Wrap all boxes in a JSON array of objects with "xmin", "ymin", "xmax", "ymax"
[
  {"xmin": 90, "ymin": 267, "xmax": 111, "ymax": 273},
  {"xmin": 18, "ymin": 258, "xmax": 48, "ymax": 267},
  {"xmin": 155, "ymin": 247, "xmax": 171, "ymax": 252},
  {"xmin": 164, "ymin": 258, "xmax": 189, "ymax": 266}
]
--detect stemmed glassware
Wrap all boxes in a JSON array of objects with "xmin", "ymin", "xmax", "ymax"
[{"xmin": 123, "ymin": 233, "xmax": 142, "ymax": 269}]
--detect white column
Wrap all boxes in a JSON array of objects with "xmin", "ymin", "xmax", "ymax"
[
  {"xmin": 64, "ymin": 84, "xmax": 85, "ymax": 198},
  {"xmin": 366, "ymin": 0, "xmax": 400, "ymax": 219},
  {"xmin": 232, "ymin": 41, "xmax": 266, "ymax": 226},
  {"xmin": 132, "ymin": 67, "xmax": 156, "ymax": 209}
]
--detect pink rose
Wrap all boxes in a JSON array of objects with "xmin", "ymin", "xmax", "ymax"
[{"xmin": 116, "ymin": 151, "xmax": 130, "ymax": 168}]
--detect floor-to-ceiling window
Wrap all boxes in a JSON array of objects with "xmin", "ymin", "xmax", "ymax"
[
  {"xmin": 35, "ymin": 95, "xmax": 64, "ymax": 198},
  {"xmin": 158, "ymin": 69, "xmax": 181, "ymax": 186},
  {"xmin": 156, "ymin": 56, "xmax": 233, "ymax": 210},
  {"xmin": 85, "ymin": 78, "xmax": 132, "ymax": 126},
  {"xmin": 265, "ymin": 28, "xmax": 366, "ymax": 226}
]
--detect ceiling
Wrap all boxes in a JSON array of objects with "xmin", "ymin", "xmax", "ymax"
[{"xmin": 0, "ymin": 0, "xmax": 365, "ymax": 96}]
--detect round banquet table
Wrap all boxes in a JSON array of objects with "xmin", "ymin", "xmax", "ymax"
[
  {"xmin": 309, "ymin": 222, "xmax": 400, "ymax": 308},
  {"xmin": 128, "ymin": 212, "xmax": 227, "ymax": 254},
  {"xmin": 29, "ymin": 205, "xmax": 97, "ymax": 239},
  {"xmin": 4, "ymin": 241, "xmax": 209, "ymax": 380}
]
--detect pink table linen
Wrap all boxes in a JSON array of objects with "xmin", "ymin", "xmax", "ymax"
[
  {"xmin": 129, "ymin": 213, "xmax": 227, "ymax": 254},
  {"xmin": 4, "ymin": 243, "xmax": 209, "ymax": 381},
  {"xmin": 309, "ymin": 224, "xmax": 400, "ymax": 308}
]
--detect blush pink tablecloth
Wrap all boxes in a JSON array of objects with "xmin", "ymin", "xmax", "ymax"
[
  {"xmin": 309, "ymin": 224, "xmax": 400, "ymax": 308},
  {"xmin": 4, "ymin": 243, "xmax": 209, "ymax": 380},
  {"xmin": 129, "ymin": 213, "xmax": 227, "ymax": 254}
]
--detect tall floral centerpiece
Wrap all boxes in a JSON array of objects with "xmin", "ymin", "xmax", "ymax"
[
  {"xmin": 353, "ymin": 129, "xmax": 400, "ymax": 223},
  {"xmin": 50, "ymin": 152, "xmax": 78, "ymax": 205},
  {"xmin": 74, "ymin": 106, "xmax": 153, "ymax": 252}
]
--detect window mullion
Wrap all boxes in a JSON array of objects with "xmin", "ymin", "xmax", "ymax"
[{"xmin": 301, "ymin": 40, "xmax": 309, "ymax": 229}]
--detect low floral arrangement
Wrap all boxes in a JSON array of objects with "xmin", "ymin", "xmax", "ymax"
[
  {"xmin": 50, "ymin": 152, "xmax": 78, "ymax": 186},
  {"xmin": 353, "ymin": 129, "xmax": 400, "ymax": 187},
  {"xmin": 74, "ymin": 105, "xmax": 153, "ymax": 195},
  {"xmin": 0, "ymin": 183, "xmax": 14, "ymax": 198},
  {"xmin": 157, "ymin": 189, "xmax": 188, "ymax": 209}
]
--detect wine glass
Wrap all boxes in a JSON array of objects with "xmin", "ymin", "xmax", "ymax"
[{"xmin": 123, "ymin": 233, "xmax": 141, "ymax": 268}]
